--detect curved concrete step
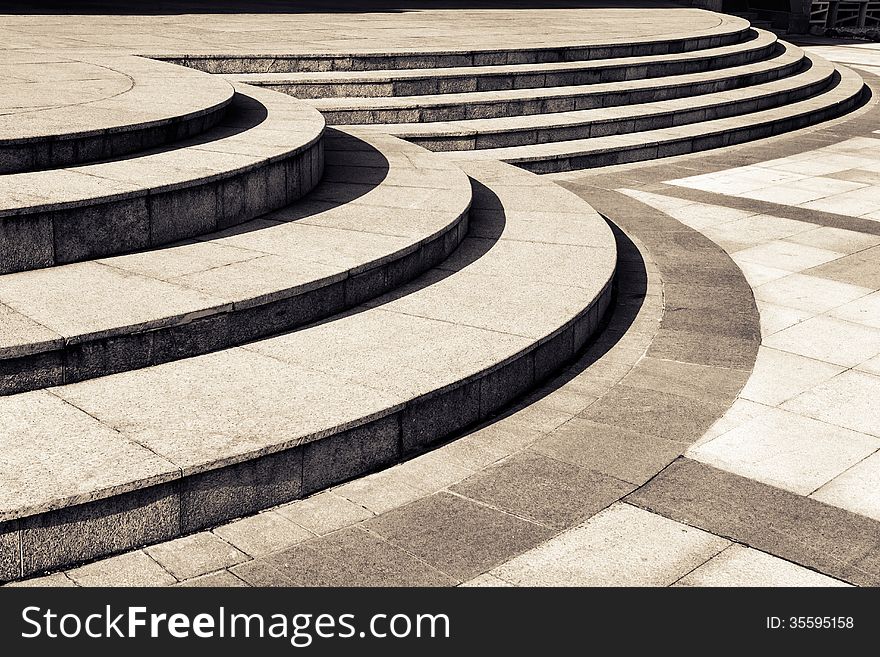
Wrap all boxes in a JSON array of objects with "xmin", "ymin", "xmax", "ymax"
[
  {"xmin": 0, "ymin": 159, "xmax": 616, "ymax": 579},
  {"xmin": 312, "ymin": 41, "xmax": 807, "ymax": 125},
  {"xmin": 0, "ymin": 84, "xmax": 325, "ymax": 274},
  {"xmin": 0, "ymin": 55, "xmax": 235, "ymax": 174},
  {"xmin": 224, "ymin": 29, "xmax": 778, "ymax": 99},
  {"xmin": 445, "ymin": 62, "xmax": 868, "ymax": 173},
  {"xmin": 161, "ymin": 15, "xmax": 750, "ymax": 73},
  {"xmin": 0, "ymin": 130, "xmax": 471, "ymax": 395},
  {"xmin": 362, "ymin": 55, "xmax": 836, "ymax": 151}
]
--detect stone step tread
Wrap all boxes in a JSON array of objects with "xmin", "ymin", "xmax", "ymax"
[
  {"xmin": 157, "ymin": 14, "xmax": 750, "ymax": 70},
  {"xmin": 352, "ymin": 56, "xmax": 834, "ymax": 140},
  {"xmin": 0, "ymin": 159, "xmax": 616, "ymax": 523},
  {"xmin": 306, "ymin": 41, "xmax": 805, "ymax": 114},
  {"xmin": 445, "ymin": 62, "xmax": 865, "ymax": 164},
  {"xmin": 0, "ymin": 55, "xmax": 233, "ymax": 145},
  {"xmin": 223, "ymin": 29, "xmax": 776, "ymax": 85},
  {"xmin": 0, "ymin": 84, "xmax": 322, "ymax": 218},
  {"xmin": 0, "ymin": 130, "xmax": 471, "ymax": 369}
]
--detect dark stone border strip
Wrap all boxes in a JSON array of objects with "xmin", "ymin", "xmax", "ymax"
[
  {"xmin": 627, "ymin": 457, "xmax": 880, "ymax": 587},
  {"xmin": 652, "ymin": 181, "xmax": 880, "ymax": 235}
]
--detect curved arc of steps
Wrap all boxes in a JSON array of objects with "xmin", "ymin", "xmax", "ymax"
[
  {"xmin": 222, "ymin": 29, "xmax": 778, "ymax": 100},
  {"xmin": 0, "ymin": 159, "xmax": 616, "ymax": 578},
  {"xmin": 312, "ymin": 40, "xmax": 808, "ymax": 125},
  {"xmin": 0, "ymin": 56, "xmax": 236, "ymax": 174},
  {"xmin": 359, "ymin": 55, "xmax": 837, "ymax": 151},
  {"xmin": 0, "ymin": 84, "xmax": 325, "ymax": 274},
  {"xmin": 444, "ymin": 61, "xmax": 869, "ymax": 173},
  {"xmin": 0, "ymin": 130, "xmax": 472, "ymax": 395},
  {"xmin": 158, "ymin": 15, "xmax": 750, "ymax": 74}
]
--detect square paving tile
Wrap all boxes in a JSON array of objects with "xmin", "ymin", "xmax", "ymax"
[
  {"xmin": 688, "ymin": 407, "xmax": 880, "ymax": 495},
  {"xmin": 762, "ymin": 315, "xmax": 880, "ymax": 367},
  {"xmin": 364, "ymin": 491, "xmax": 552, "ymax": 581},
  {"xmin": 754, "ymin": 273, "xmax": 872, "ymax": 314},
  {"xmin": 739, "ymin": 347, "xmax": 845, "ymax": 407},
  {"xmin": 733, "ymin": 240, "xmax": 843, "ymax": 273},
  {"xmin": 811, "ymin": 451, "xmax": 880, "ymax": 522},
  {"xmin": 786, "ymin": 226, "xmax": 880, "ymax": 254},
  {"xmin": 828, "ymin": 290, "xmax": 880, "ymax": 329},
  {"xmin": 450, "ymin": 450, "xmax": 633, "ymax": 528},
  {"xmin": 489, "ymin": 503, "xmax": 729, "ymax": 587},
  {"xmin": 782, "ymin": 370, "xmax": 880, "ymax": 438}
]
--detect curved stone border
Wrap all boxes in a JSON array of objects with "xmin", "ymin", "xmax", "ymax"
[
  {"xmin": 313, "ymin": 41, "xmax": 806, "ymax": 125},
  {"xmin": 376, "ymin": 56, "xmax": 833, "ymax": 151},
  {"xmin": 159, "ymin": 15, "xmax": 749, "ymax": 74},
  {"xmin": 0, "ymin": 84, "xmax": 325, "ymax": 274},
  {"xmin": 223, "ymin": 29, "xmax": 775, "ymax": 99},
  {"xmin": 0, "ymin": 159, "xmax": 616, "ymax": 580},
  {"xmin": 0, "ymin": 55, "xmax": 235, "ymax": 174},
  {"xmin": 0, "ymin": 130, "xmax": 472, "ymax": 395},
  {"xmin": 448, "ymin": 60, "xmax": 868, "ymax": 172}
]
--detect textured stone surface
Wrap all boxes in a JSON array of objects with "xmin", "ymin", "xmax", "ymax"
[{"xmin": 145, "ymin": 532, "xmax": 248, "ymax": 581}]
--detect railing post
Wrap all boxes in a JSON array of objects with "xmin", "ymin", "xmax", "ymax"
[{"xmin": 828, "ymin": 0, "xmax": 840, "ymax": 27}]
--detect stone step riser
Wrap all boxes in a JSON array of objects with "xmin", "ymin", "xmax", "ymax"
[
  {"xmin": 162, "ymin": 30, "xmax": 748, "ymax": 74},
  {"xmin": 402, "ymin": 67, "xmax": 833, "ymax": 151},
  {"xmin": 0, "ymin": 101, "xmax": 233, "ymax": 175},
  {"xmin": 519, "ymin": 76, "xmax": 869, "ymax": 173},
  {"xmin": 245, "ymin": 39, "xmax": 777, "ymax": 99},
  {"xmin": 319, "ymin": 54, "xmax": 806, "ymax": 125},
  {"xmin": 0, "ymin": 89, "xmax": 326, "ymax": 275}
]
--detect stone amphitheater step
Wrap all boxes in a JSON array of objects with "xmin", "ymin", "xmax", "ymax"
[
  {"xmin": 0, "ymin": 84, "xmax": 324, "ymax": 274},
  {"xmin": 444, "ymin": 62, "xmax": 868, "ymax": 173},
  {"xmin": 0, "ymin": 159, "xmax": 616, "ymax": 581},
  {"xmin": 160, "ymin": 14, "xmax": 750, "ymax": 74},
  {"xmin": 222, "ymin": 29, "xmax": 776, "ymax": 100},
  {"xmin": 358, "ymin": 54, "xmax": 836, "ymax": 151},
  {"xmin": 0, "ymin": 55, "xmax": 235, "ymax": 174},
  {"xmin": 310, "ymin": 40, "xmax": 807, "ymax": 125},
  {"xmin": 0, "ymin": 129, "xmax": 471, "ymax": 395}
]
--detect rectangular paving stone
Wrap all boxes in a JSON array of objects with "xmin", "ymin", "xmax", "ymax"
[
  {"xmin": 533, "ymin": 418, "xmax": 686, "ymax": 485},
  {"xmin": 365, "ymin": 491, "xmax": 552, "ymax": 581},
  {"xmin": 782, "ymin": 370, "xmax": 880, "ymax": 438},
  {"xmin": 675, "ymin": 544, "xmax": 851, "ymax": 587},
  {"xmin": 627, "ymin": 458, "xmax": 880, "ymax": 586},
  {"xmin": 233, "ymin": 527, "xmax": 453, "ymax": 587},
  {"xmin": 763, "ymin": 315, "xmax": 880, "ymax": 367},
  {"xmin": 144, "ymin": 531, "xmax": 248, "ymax": 581},
  {"xmin": 275, "ymin": 491, "xmax": 372, "ymax": 536},
  {"xmin": 451, "ymin": 451, "xmax": 633, "ymax": 529},
  {"xmin": 489, "ymin": 502, "xmax": 729, "ymax": 586},
  {"xmin": 688, "ymin": 406, "xmax": 879, "ymax": 495},
  {"xmin": 739, "ymin": 346, "xmax": 845, "ymax": 407},
  {"xmin": 811, "ymin": 451, "xmax": 880, "ymax": 522},
  {"xmin": 4, "ymin": 572, "xmax": 76, "ymax": 588},
  {"xmin": 579, "ymin": 383, "xmax": 728, "ymax": 443},
  {"xmin": 175, "ymin": 570, "xmax": 248, "ymax": 587},
  {"xmin": 66, "ymin": 549, "xmax": 177, "ymax": 587},
  {"xmin": 212, "ymin": 511, "xmax": 313, "ymax": 557}
]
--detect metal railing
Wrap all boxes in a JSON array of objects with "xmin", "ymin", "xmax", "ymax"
[{"xmin": 811, "ymin": 1, "xmax": 880, "ymax": 27}]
